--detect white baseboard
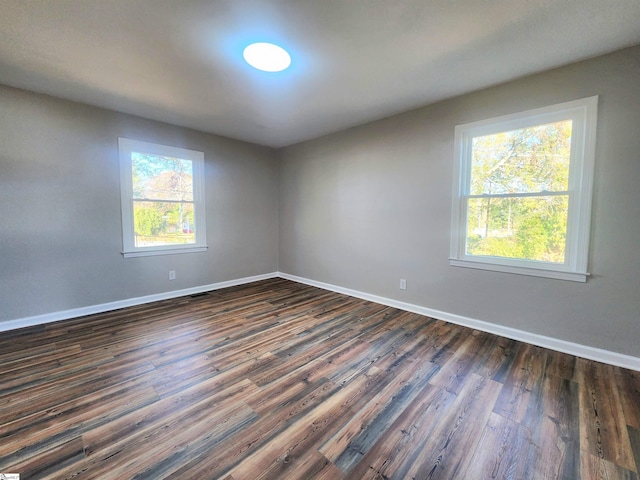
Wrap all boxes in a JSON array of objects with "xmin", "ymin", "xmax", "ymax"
[
  {"xmin": 277, "ymin": 272, "xmax": 640, "ymax": 372},
  {"xmin": 3, "ymin": 270, "xmax": 638, "ymax": 372},
  {"xmin": 0, "ymin": 272, "xmax": 279, "ymax": 333}
]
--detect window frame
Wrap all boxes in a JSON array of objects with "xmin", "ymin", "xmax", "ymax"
[
  {"xmin": 118, "ymin": 137, "xmax": 207, "ymax": 258},
  {"xmin": 450, "ymin": 96, "xmax": 598, "ymax": 282}
]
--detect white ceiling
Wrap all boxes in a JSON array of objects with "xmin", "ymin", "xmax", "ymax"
[{"xmin": 1, "ymin": 1, "xmax": 639, "ymax": 148}]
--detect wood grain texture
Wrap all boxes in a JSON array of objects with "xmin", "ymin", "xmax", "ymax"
[{"xmin": 0, "ymin": 278, "xmax": 638, "ymax": 479}]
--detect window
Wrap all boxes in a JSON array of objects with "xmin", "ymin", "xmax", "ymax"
[
  {"xmin": 119, "ymin": 138, "xmax": 207, "ymax": 258},
  {"xmin": 450, "ymin": 96, "xmax": 598, "ymax": 282}
]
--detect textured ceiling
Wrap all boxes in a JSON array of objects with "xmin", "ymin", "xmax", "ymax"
[{"xmin": 1, "ymin": 0, "xmax": 639, "ymax": 147}]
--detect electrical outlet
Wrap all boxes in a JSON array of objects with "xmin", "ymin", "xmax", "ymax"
[
  {"xmin": 399, "ymin": 278, "xmax": 407, "ymax": 290},
  {"xmin": 169, "ymin": 270, "xmax": 176, "ymax": 280}
]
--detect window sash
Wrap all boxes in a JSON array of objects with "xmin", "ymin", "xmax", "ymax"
[
  {"xmin": 462, "ymin": 193, "xmax": 570, "ymax": 264},
  {"xmin": 465, "ymin": 190, "xmax": 569, "ymax": 200},
  {"xmin": 133, "ymin": 198, "xmax": 196, "ymax": 204}
]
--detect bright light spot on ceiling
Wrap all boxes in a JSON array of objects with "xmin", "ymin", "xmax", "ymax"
[{"xmin": 243, "ymin": 42, "xmax": 291, "ymax": 72}]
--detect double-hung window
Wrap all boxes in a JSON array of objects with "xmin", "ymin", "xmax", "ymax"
[
  {"xmin": 450, "ymin": 96, "xmax": 598, "ymax": 282},
  {"xmin": 119, "ymin": 138, "xmax": 207, "ymax": 258}
]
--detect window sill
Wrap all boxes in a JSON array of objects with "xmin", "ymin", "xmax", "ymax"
[
  {"xmin": 123, "ymin": 246, "xmax": 208, "ymax": 258},
  {"xmin": 449, "ymin": 258, "xmax": 588, "ymax": 282}
]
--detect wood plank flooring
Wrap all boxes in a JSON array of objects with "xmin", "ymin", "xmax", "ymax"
[{"xmin": 0, "ymin": 278, "xmax": 638, "ymax": 479}]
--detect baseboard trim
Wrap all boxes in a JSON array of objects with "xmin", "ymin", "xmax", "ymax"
[
  {"xmin": 277, "ymin": 272, "xmax": 640, "ymax": 372},
  {"xmin": 0, "ymin": 272, "xmax": 279, "ymax": 333},
  {"xmin": 3, "ymin": 270, "xmax": 638, "ymax": 371}
]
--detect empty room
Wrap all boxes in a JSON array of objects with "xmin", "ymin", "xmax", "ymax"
[{"xmin": 1, "ymin": 1, "xmax": 639, "ymax": 479}]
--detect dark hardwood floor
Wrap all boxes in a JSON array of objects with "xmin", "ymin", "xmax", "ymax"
[{"xmin": 1, "ymin": 278, "xmax": 639, "ymax": 479}]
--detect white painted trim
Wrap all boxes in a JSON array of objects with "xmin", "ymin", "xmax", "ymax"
[
  {"xmin": 3, "ymin": 270, "xmax": 638, "ymax": 372},
  {"xmin": 277, "ymin": 272, "xmax": 640, "ymax": 372},
  {"xmin": 118, "ymin": 137, "xmax": 207, "ymax": 257},
  {"xmin": 0, "ymin": 272, "xmax": 279, "ymax": 333},
  {"xmin": 449, "ymin": 258, "xmax": 588, "ymax": 282},
  {"xmin": 122, "ymin": 246, "xmax": 208, "ymax": 258}
]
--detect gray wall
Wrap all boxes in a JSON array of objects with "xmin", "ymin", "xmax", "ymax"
[
  {"xmin": 0, "ymin": 85, "xmax": 279, "ymax": 322},
  {"xmin": 2, "ymin": 46, "xmax": 639, "ymax": 359},
  {"xmin": 279, "ymin": 46, "xmax": 640, "ymax": 357}
]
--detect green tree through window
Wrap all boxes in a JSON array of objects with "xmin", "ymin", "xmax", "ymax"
[
  {"xmin": 466, "ymin": 121, "xmax": 571, "ymax": 263},
  {"xmin": 131, "ymin": 153, "xmax": 195, "ymax": 247}
]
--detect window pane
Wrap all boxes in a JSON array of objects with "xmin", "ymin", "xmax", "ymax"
[
  {"xmin": 133, "ymin": 201, "xmax": 195, "ymax": 247},
  {"xmin": 131, "ymin": 153, "xmax": 194, "ymax": 201},
  {"xmin": 466, "ymin": 195, "xmax": 569, "ymax": 263},
  {"xmin": 470, "ymin": 121, "xmax": 572, "ymax": 195}
]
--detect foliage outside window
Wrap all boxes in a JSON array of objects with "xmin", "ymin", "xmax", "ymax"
[
  {"xmin": 119, "ymin": 138, "xmax": 207, "ymax": 257},
  {"xmin": 450, "ymin": 97, "xmax": 598, "ymax": 282}
]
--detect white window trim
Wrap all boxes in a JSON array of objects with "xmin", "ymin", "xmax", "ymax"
[
  {"xmin": 450, "ymin": 96, "xmax": 598, "ymax": 282},
  {"xmin": 118, "ymin": 138, "xmax": 207, "ymax": 258}
]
